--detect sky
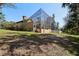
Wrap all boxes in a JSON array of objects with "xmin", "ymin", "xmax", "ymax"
[{"xmin": 2, "ymin": 3, "xmax": 68, "ymax": 28}]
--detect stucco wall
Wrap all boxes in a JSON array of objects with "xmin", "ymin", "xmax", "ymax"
[{"xmin": 41, "ymin": 29, "xmax": 52, "ymax": 33}]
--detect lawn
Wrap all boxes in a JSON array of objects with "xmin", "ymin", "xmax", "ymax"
[
  {"xmin": 51, "ymin": 32, "xmax": 79, "ymax": 55},
  {"xmin": 0, "ymin": 29, "xmax": 79, "ymax": 38},
  {"xmin": 0, "ymin": 29, "xmax": 79, "ymax": 56},
  {"xmin": 0, "ymin": 29, "xmax": 37, "ymax": 38}
]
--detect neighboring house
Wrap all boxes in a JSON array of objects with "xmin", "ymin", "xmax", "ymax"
[
  {"xmin": 14, "ymin": 16, "xmax": 33, "ymax": 31},
  {"xmin": 15, "ymin": 8, "xmax": 55, "ymax": 33}
]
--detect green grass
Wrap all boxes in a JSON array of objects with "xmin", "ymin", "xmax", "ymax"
[
  {"xmin": 51, "ymin": 31, "xmax": 79, "ymax": 38},
  {"xmin": 0, "ymin": 29, "xmax": 38, "ymax": 39},
  {"xmin": 0, "ymin": 29, "xmax": 79, "ymax": 38},
  {"xmin": 51, "ymin": 32, "xmax": 79, "ymax": 55}
]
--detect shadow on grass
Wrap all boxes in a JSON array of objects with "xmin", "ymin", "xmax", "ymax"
[
  {"xmin": 0, "ymin": 34, "xmax": 59, "ymax": 55},
  {"xmin": 0, "ymin": 33, "xmax": 79, "ymax": 56},
  {"xmin": 64, "ymin": 36, "xmax": 79, "ymax": 56}
]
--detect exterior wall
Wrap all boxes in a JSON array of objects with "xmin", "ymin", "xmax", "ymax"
[
  {"xmin": 21, "ymin": 21, "xmax": 33, "ymax": 31},
  {"xmin": 41, "ymin": 29, "xmax": 52, "ymax": 33},
  {"xmin": 25, "ymin": 22, "xmax": 33, "ymax": 31}
]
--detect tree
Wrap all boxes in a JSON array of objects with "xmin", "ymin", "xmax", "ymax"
[
  {"xmin": 51, "ymin": 14, "xmax": 56, "ymax": 30},
  {"xmin": 0, "ymin": 11, "xmax": 5, "ymax": 28},
  {"xmin": 62, "ymin": 3, "xmax": 79, "ymax": 35},
  {"xmin": 0, "ymin": 3, "xmax": 15, "ymax": 28},
  {"xmin": 54, "ymin": 22, "xmax": 59, "ymax": 31},
  {"xmin": 2, "ymin": 21, "xmax": 15, "ymax": 30}
]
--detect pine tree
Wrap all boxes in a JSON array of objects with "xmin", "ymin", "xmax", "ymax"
[{"xmin": 62, "ymin": 3, "xmax": 79, "ymax": 35}]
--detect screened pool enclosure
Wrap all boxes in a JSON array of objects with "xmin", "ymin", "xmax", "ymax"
[{"xmin": 30, "ymin": 8, "xmax": 54, "ymax": 33}]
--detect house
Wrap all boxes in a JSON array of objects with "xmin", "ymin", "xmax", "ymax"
[
  {"xmin": 15, "ymin": 8, "xmax": 55, "ymax": 33},
  {"xmin": 14, "ymin": 16, "xmax": 33, "ymax": 31}
]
